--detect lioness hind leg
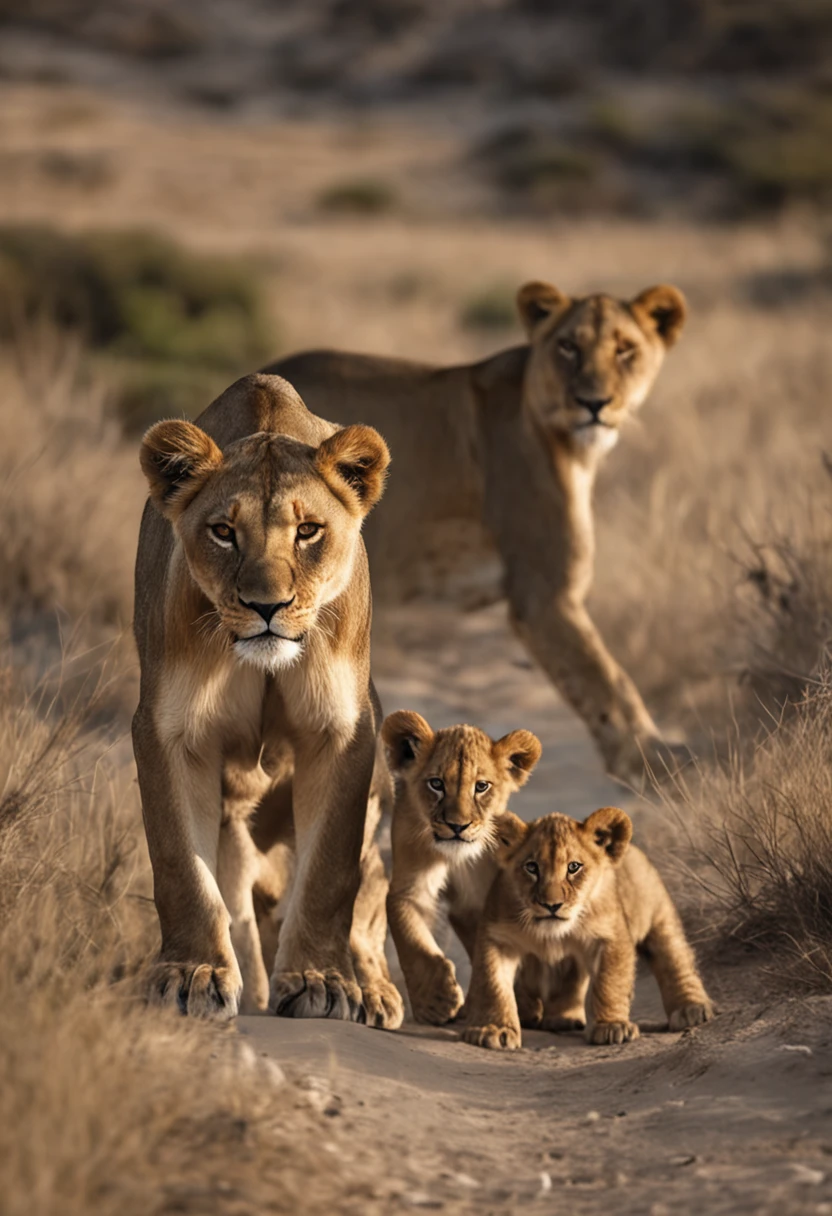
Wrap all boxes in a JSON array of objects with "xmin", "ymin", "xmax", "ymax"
[
  {"xmin": 351, "ymin": 840, "xmax": 405, "ymax": 1029},
  {"xmin": 217, "ymin": 816, "xmax": 270, "ymax": 1014},
  {"xmin": 642, "ymin": 902, "xmax": 714, "ymax": 1032}
]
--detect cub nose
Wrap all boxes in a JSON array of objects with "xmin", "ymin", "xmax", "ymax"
[
  {"xmin": 449, "ymin": 822, "xmax": 471, "ymax": 838},
  {"xmin": 575, "ymin": 395, "xmax": 612, "ymax": 417},
  {"xmin": 240, "ymin": 596, "xmax": 295, "ymax": 623}
]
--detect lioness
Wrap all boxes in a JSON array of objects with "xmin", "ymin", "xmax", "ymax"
[
  {"xmin": 133, "ymin": 372, "xmax": 402, "ymax": 1025},
  {"xmin": 382, "ymin": 710, "xmax": 541, "ymax": 1024},
  {"xmin": 462, "ymin": 808, "xmax": 714, "ymax": 1050},
  {"xmin": 265, "ymin": 282, "xmax": 686, "ymax": 781}
]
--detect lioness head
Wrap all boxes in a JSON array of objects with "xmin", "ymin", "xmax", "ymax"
[
  {"xmin": 140, "ymin": 417, "xmax": 389, "ymax": 672},
  {"xmin": 382, "ymin": 711, "xmax": 541, "ymax": 861},
  {"xmin": 516, "ymin": 281, "xmax": 686, "ymax": 454},
  {"xmin": 495, "ymin": 808, "xmax": 632, "ymax": 937}
]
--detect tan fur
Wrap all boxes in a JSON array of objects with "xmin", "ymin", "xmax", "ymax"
[
  {"xmin": 266, "ymin": 282, "xmax": 687, "ymax": 780},
  {"xmin": 463, "ymin": 808, "xmax": 714, "ymax": 1050},
  {"xmin": 382, "ymin": 711, "xmax": 541, "ymax": 1024},
  {"xmin": 133, "ymin": 372, "xmax": 402, "ymax": 1026}
]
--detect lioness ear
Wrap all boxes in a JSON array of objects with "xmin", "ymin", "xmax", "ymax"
[
  {"xmin": 582, "ymin": 806, "xmax": 632, "ymax": 864},
  {"xmin": 492, "ymin": 811, "xmax": 528, "ymax": 864},
  {"xmin": 492, "ymin": 729, "xmax": 542, "ymax": 789},
  {"xmin": 315, "ymin": 425, "xmax": 390, "ymax": 516},
  {"xmin": 140, "ymin": 420, "xmax": 223, "ymax": 520},
  {"xmin": 630, "ymin": 285, "xmax": 686, "ymax": 348},
  {"xmin": 516, "ymin": 281, "xmax": 571, "ymax": 337},
  {"xmin": 381, "ymin": 710, "xmax": 434, "ymax": 772}
]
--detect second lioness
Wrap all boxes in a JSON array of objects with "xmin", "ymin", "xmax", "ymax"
[
  {"xmin": 266, "ymin": 280, "xmax": 687, "ymax": 781},
  {"xmin": 382, "ymin": 710, "xmax": 541, "ymax": 1024}
]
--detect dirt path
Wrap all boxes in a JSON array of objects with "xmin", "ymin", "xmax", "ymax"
[{"xmin": 246, "ymin": 604, "xmax": 832, "ymax": 1214}]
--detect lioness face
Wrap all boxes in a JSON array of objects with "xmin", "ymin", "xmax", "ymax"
[
  {"xmin": 517, "ymin": 281, "xmax": 686, "ymax": 454},
  {"xmin": 140, "ymin": 420, "xmax": 389, "ymax": 673},
  {"xmin": 382, "ymin": 712, "xmax": 541, "ymax": 863},
  {"xmin": 495, "ymin": 808, "xmax": 632, "ymax": 938}
]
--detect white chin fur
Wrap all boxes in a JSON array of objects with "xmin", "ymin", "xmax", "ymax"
[
  {"xmin": 233, "ymin": 635, "xmax": 303, "ymax": 673},
  {"xmin": 573, "ymin": 426, "xmax": 619, "ymax": 455},
  {"xmin": 432, "ymin": 838, "xmax": 485, "ymax": 863}
]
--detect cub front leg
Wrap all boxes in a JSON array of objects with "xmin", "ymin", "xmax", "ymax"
[
  {"xmin": 387, "ymin": 866, "xmax": 463, "ymax": 1025},
  {"xmin": 586, "ymin": 937, "xmax": 640, "ymax": 1045},
  {"xmin": 462, "ymin": 930, "xmax": 522, "ymax": 1051},
  {"xmin": 269, "ymin": 725, "xmax": 372, "ymax": 1022},
  {"xmin": 133, "ymin": 708, "xmax": 242, "ymax": 1020}
]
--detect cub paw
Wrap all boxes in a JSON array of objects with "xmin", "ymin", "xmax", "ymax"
[
  {"xmin": 669, "ymin": 1002, "xmax": 714, "ymax": 1031},
  {"xmin": 409, "ymin": 957, "xmax": 464, "ymax": 1025},
  {"xmin": 462, "ymin": 1023, "xmax": 522, "ymax": 1051},
  {"xmin": 542, "ymin": 1015, "xmax": 586, "ymax": 1033},
  {"xmin": 269, "ymin": 969, "xmax": 364, "ymax": 1021},
  {"xmin": 361, "ymin": 977, "xmax": 405, "ymax": 1030},
  {"xmin": 149, "ymin": 962, "xmax": 241, "ymax": 1020},
  {"xmin": 588, "ymin": 1020, "xmax": 640, "ymax": 1045}
]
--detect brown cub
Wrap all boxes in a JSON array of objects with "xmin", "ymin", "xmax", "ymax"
[
  {"xmin": 463, "ymin": 808, "xmax": 714, "ymax": 1051},
  {"xmin": 382, "ymin": 711, "xmax": 541, "ymax": 1025}
]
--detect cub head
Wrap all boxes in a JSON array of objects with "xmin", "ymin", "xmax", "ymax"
[
  {"xmin": 140, "ymin": 415, "xmax": 389, "ymax": 672},
  {"xmin": 382, "ymin": 711, "xmax": 541, "ymax": 863},
  {"xmin": 494, "ymin": 807, "xmax": 632, "ymax": 937},
  {"xmin": 517, "ymin": 280, "xmax": 686, "ymax": 455}
]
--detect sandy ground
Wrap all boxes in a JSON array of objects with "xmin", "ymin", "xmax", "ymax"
[{"xmin": 237, "ymin": 603, "xmax": 832, "ymax": 1215}]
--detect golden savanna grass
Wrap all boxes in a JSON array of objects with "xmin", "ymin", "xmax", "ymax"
[{"xmin": 3, "ymin": 80, "xmax": 832, "ymax": 1211}]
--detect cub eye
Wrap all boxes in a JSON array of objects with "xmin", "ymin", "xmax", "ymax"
[
  {"xmin": 297, "ymin": 522, "xmax": 322, "ymax": 540},
  {"xmin": 427, "ymin": 777, "xmax": 445, "ymax": 794},
  {"xmin": 557, "ymin": 339, "xmax": 578, "ymax": 359},
  {"xmin": 523, "ymin": 860, "xmax": 539, "ymax": 877},
  {"xmin": 210, "ymin": 523, "xmax": 235, "ymax": 545},
  {"xmin": 474, "ymin": 780, "xmax": 491, "ymax": 794},
  {"xmin": 567, "ymin": 861, "xmax": 582, "ymax": 875}
]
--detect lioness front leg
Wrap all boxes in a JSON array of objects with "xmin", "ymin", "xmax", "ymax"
[
  {"xmin": 269, "ymin": 727, "xmax": 371, "ymax": 1022},
  {"xmin": 217, "ymin": 815, "xmax": 270, "ymax": 1014},
  {"xmin": 133, "ymin": 709, "xmax": 242, "ymax": 1019},
  {"xmin": 462, "ymin": 932, "xmax": 521, "ymax": 1051},
  {"xmin": 351, "ymin": 841, "xmax": 405, "ymax": 1029},
  {"xmin": 586, "ymin": 938, "xmax": 640, "ymax": 1045}
]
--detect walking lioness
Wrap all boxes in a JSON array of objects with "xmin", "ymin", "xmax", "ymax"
[
  {"xmin": 265, "ymin": 281, "xmax": 686, "ymax": 780},
  {"xmin": 132, "ymin": 373, "xmax": 400, "ymax": 1023}
]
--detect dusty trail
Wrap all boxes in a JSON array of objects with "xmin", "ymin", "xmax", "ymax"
[{"xmin": 241, "ymin": 604, "xmax": 832, "ymax": 1214}]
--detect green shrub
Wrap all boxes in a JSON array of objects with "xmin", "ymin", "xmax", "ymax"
[
  {"xmin": 316, "ymin": 177, "xmax": 398, "ymax": 215},
  {"xmin": 460, "ymin": 284, "xmax": 518, "ymax": 331}
]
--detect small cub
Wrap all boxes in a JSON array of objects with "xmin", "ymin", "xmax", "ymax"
[
  {"xmin": 463, "ymin": 808, "xmax": 714, "ymax": 1051},
  {"xmin": 382, "ymin": 711, "xmax": 541, "ymax": 1025}
]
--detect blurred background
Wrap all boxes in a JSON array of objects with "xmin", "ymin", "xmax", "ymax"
[{"xmin": 2, "ymin": 5, "xmax": 832, "ymax": 1210}]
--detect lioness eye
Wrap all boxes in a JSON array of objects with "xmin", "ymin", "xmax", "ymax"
[
  {"xmin": 558, "ymin": 339, "xmax": 578, "ymax": 359},
  {"xmin": 427, "ymin": 777, "xmax": 445, "ymax": 793},
  {"xmin": 524, "ymin": 859, "xmax": 539, "ymax": 877},
  {"xmin": 297, "ymin": 522, "xmax": 322, "ymax": 540},
  {"xmin": 617, "ymin": 343, "xmax": 636, "ymax": 360},
  {"xmin": 210, "ymin": 523, "xmax": 235, "ymax": 545},
  {"xmin": 567, "ymin": 861, "xmax": 582, "ymax": 875},
  {"xmin": 474, "ymin": 780, "xmax": 491, "ymax": 794}
]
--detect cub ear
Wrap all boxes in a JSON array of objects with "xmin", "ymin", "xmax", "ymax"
[
  {"xmin": 582, "ymin": 806, "xmax": 632, "ymax": 864},
  {"xmin": 381, "ymin": 710, "xmax": 434, "ymax": 772},
  {"xmin": 140, "ymin": 420, "xmax": 223, "ymax": 520},
  {"xmin": 516, "ymin": 281, "xmax": 571, "ymax": 337},
  {"xmin": 492, "ymin": 729, "xmax": 542, "ymax": 789},
  {"xmin": 315, "ymin": 425, "xmax": 390, "ymax": 516},
  {"xmin": 492, "ymin": 811, "xmax": 529, "ymax": 865},
  {"xmin": 630, "ymin": 284, "xmax": 686, "ymax": 348}
]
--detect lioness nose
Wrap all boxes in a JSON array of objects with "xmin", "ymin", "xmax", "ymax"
[
  {"xmin": 575, "ymin": 395, "xmax": 612, "ymax": 417},
  {"xmin": 540, "ymin": 901, "xmax": 563, "ymax": 914},
  {"xmin": 240, "ymin": 596, "xmax": 295, "ymax": 623}
]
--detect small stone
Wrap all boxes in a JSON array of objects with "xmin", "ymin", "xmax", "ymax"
[
  {"xmin": 669, "ymin": 1155, "xmax": 696, "ymax": 1167},
  {"xmin": 584, "ymin": 1110, "xmax": 601, "ymax": 1123},
  {"xmin": 538, "ymin": 1172, "xmax": 552, "ymax": 1195},
  {"xmin": 780, "ymin": 1044, "xmax": 813, "ymax": 1056},
  {"xmin": 792, "ymin": 1164, "xmax": 825, "ymax": 1186}
]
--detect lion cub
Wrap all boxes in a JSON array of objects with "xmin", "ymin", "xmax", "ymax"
[
  {"xmin": 382, "ymin": 711, "xmax": 541, "ymax": 1025},
  {"xmin": 463, "ymin": 808, "xmax": 714, "ymax": 1051}
]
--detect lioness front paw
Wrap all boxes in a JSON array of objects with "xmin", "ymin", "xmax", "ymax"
[
  {"xmin": 669, "ymin": 1002, "xmax": 714, "ymax": 1031},
  {"xmin": 361, "ymin": 976, "xmax": 405, "ymax": 1030},
  {"xmin": 462, "ymin": 1023, "xmax": 522, "ymax": 1051},
  {"xmin": 269, "ymin": 969, "xmax": 364, "ymax": 1021},
  {"xmin": 409, "ymin": 957, "xmax": 464, "ymax": 1025},
  {"xmin": 588, "ymin": 1020, "xmax": 640, "ymax": 1045},
  {"xmin": 149, "ymin": 962, "xmax": 241, "ymax": 1020}
]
